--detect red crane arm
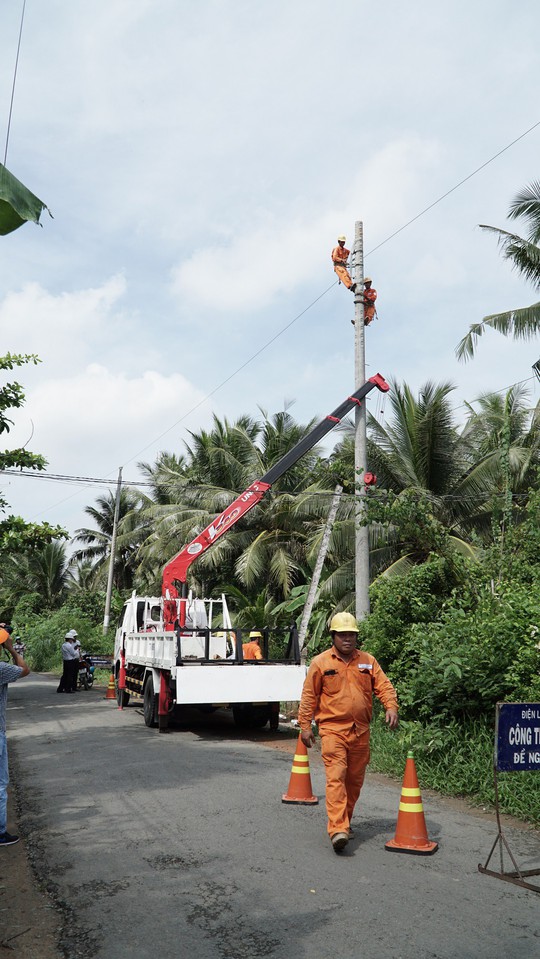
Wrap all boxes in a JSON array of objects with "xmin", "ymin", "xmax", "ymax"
[{"xmin": 161, "ymin": 374, "xmax": 389, "ymax": 609}]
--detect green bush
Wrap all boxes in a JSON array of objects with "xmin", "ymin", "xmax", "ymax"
[
  {"xmin": 12, "ymin": 603, "xmax": 113, "ymax": 671},
  {"xmin": 369, "ymin": 714, "xmax": 540, "ymax": 824}
]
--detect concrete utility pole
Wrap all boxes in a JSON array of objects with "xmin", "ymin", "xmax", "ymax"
[
  {"xmin": 103, "ymin": 467, "xmax": 123, "ymax": 636},
  {"xmin": 352, "ymin": 221, "xmax": 370, "ymax": 620}
]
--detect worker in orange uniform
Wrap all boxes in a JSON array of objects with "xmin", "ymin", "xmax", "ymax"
[
  {"xmin": 242, "ymin": 630, "xmax": 264, "ymax": 661},
  {"xmin": 331, "ymin": 236, "xmax": 356, "ymax": 293},
  {"xmin": 362, "ymin": 277, "xmax": 377, "ymax": 325},
  {"xmin": 297, "ymin": 612, "xmax": 398, "ymax": 853}
]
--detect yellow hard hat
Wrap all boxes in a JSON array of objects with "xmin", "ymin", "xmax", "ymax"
[
  {"xmin": 337, "ymin": 235, "xmax": 346, "ymax": 242},
  {"xmin": 363, "ymin": 276, "xmax": 372, "ymax": 284},
  {"xmin": 249, "ymin": 630, "xmax": 263, "ymax": 639},
  {"xmin": 329, "ymin": 612, "xmax": 358, "ymax": 633}
]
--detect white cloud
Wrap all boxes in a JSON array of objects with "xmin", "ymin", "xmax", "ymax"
[
  {"xmin": 2, "ymin": 0, "xmax": 540, "ymax": 539},
  {"xmin": 10, "ymin": 364, "xmax": 210, "ymax": 477},
  {"xmin": 0, "ymin": 276, "xmax": 129, "ymax": 370},
  {"xmin": 171, "ymin": 136, "xmax": 443, "ymax": 313}
]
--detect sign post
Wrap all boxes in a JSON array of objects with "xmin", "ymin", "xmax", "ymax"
[{"xmin": 478, "ymin": 702, "xmax": 540, "ymax": 893}]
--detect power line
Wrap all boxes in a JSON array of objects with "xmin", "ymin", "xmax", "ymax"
[
  {"xmin": 27, "ymin": 119, "xmax": 540, "ymax": 523},
  {"xmin": 366, "ymin": 120, "xmax": 540, "ymax": 256},
  {"xmin": 121, "ymin": 119, "xmax": 540, "ymax": 468},
  {"xmin": 2, "ymin": 469, "xmax": 535, "ymax": 505},
  {"xmin": 3, "ymin": 0, "xmax": 27, "ymax": 165},
  {"xmin": 122, "ymin": 281, "xmax": 338, "ymax": 466}
]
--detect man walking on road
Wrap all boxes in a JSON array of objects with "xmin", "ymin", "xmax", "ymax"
[
  {"xmin": 0, "ymin": 626, "xmax": 30, "ymax": 847},
  {"xmin": 297, "ymin": 612, "xmax": 398, "ymax": 853}
]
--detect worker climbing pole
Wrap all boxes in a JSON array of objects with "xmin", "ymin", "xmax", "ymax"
[
  {"xmin": 362, "ymin": 277, "xmax": 378, "ymax": 325},
  {"xmin": 331, "ymin": 235, "xmax": 356, "ymax": 292}
]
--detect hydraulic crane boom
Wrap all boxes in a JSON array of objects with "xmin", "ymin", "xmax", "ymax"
[{"xmin": 162, "ymin": 374, "xmax": 389, "ymax": 618}]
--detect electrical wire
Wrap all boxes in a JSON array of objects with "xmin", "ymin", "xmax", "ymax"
[
  {"xmin": 3, "ymin": 0, "xmax": 27, "ymax": 166},
  {"xmin": 19, "ymin": 119, "xmax": 540, "ymax": 520},
  {"xmin": 1, "ymin": 469, "xmax": 535, "ymax": 505},
  {"xmin": 121, "ymin": 118, "xmax": 540, "ymax": 469},
  {"xmin": 121, "ymin": 280, "xmax": 338, "ymax": 466},
  {"xmin": 365, "ymin": 120, "xmax": 540, "ymax": 257}
]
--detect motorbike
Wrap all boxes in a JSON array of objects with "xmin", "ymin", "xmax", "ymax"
[{"xmin": 77, "ymin": 653, "xmax": 95, "ymax": 690}]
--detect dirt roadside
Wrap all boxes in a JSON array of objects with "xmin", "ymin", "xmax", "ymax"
[{"xmin": 1, "ymin": 784, "xmax": 61, "ymax": 958}]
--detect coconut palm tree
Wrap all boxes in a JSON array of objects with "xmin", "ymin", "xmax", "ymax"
[
  {"xmin": 72, "ymin": 488, "xmax": 143, "ymax": 591},
  {"xmin": 135, "ymin": 408, "xmax": 324, "ymax": 603},
  {"xmin": 461, "ymin": 383, "xmax": 540, "ymax": 541},
  {"xmin": 297, "ymin": 381, "xmax": 500, "ymax": 586},
  {"xmin": 456, "ymin": 181, "xmax": 540, "ymax": 362},
  {"xmin": 1, "ymin": 540, "xmax": 70, "ymax": 610}
]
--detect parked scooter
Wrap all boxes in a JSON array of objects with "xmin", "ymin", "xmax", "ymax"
[{"xmin": 77, "ymin": 652, "xmax": 95, "ymax": 690}]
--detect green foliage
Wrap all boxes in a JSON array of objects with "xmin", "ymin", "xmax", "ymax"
[
  {"xmin": 359, "ymin": 555, "xmax": 467, "ymax": 664},
  {"xmin": 358, "ymin": 546, "xmax": 540, "ymax": 725},
  {"xmin": 272, "ymin": 583, "xmax": 336, "ymax": 657},
  {"xmin": 363, "ymin": 488, "xmax": 451, "ymax": 561},
  {"xmin": 0, "ymin": 352, "xmax": 67, "ymax": 553},
  {"xmin": 0, "ymin": 516, "xmax": 67, "ymax": 556},
  {"xmin": 457, "ymin": 180, "xmax": 540, "ymax": 361},
  {"xmin": 370, "ymin": 717, "xmax": 540, "ymax": 824},
  {"xmin": 12, "ymin": 603, "xmax": 113, "ymax": 671}
]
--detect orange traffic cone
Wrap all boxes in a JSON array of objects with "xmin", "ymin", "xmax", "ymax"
[
  {"xmin": 385, "ymin": 751, "xmax": 438, "ymax": 855},
  {"xmin": 105, "ymin": 672, "xmax": 116, "ymax": 701},
  {"xmin": 282, "ymin": 733, "xmax": 318, "ymax": 805}
]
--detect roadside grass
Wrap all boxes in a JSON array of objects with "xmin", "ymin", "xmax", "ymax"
[
  {"xmin": 369, "ymin": 713, "xmax": 540, "ymax": 825},
  {"xmin": 92, "ymin": 667, "xmax": 113, "ymax": 686}
]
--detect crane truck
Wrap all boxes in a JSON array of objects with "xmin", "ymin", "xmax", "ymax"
[{"xmin": 114, "ymin": 374, "xmax": 389, "ymax": 731}]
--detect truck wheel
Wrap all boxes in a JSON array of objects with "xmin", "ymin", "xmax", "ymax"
[
  {"xmin": 269, "ymin": 703, "xmax": 280, "ymax": 731},
  {"xmin": 143, "ymin": 677, "xmax": 158, "ymax": 728},
  {"xmin": 117, "ymin": 684, "xmax": 130, "ymax": 708},
  {"xmin": 233, "ymin": 705, "xmax": 270, "ymax": 729}
]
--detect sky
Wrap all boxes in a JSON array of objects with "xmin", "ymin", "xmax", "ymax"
[{"xmin": 1, "ymin": 0, "xmax": 539, "ymax": 541}]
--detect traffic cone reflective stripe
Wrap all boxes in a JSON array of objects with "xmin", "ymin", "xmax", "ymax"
[
  {"xmin": 399, "ymin": 785, "xmax": 423, "ymax": 813},
  {"xmin": 282, "ymin": 733, "xmax": 318, "ymax": 805},
  {"xmin": 385, "ymin": 750, "xmax": 438, "ymax": 855},
  {"xmin": 291, "ymin": 752, "xmax": 311, "ymax": 774}
]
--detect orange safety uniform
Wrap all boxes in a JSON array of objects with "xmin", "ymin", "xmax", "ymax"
[
  {"xmin": 298, "ymin": 647, "xmax": 397, "ymax": 836},
  {"xmin": 242, "ymin": 641, "xmax": 263, "ymax": 661},
  {"xmin": 363, "ymin": 285, "xmax": 377, "ymax": 325},
  {"xmin": 331, "ymin": 245, "xmax": 354, "ymax": 290}
]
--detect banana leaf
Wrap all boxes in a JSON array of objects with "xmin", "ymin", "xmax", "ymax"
[{"xmin": 0, "ymin": 162, "xmax": 50, "ymax": 235}]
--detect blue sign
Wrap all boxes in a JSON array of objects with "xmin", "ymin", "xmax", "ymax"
[{"xmin": 495, "ymin": 703, "xmax": 540, "ymax": 772}]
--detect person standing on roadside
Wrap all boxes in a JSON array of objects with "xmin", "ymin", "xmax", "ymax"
[
  {"xmin": 57, "ymin": 630, "xmax": 79, "ymax": 694},
  {"xmin": 297, "ymin": 612, "xmax": 398, "ymax": 853},
  {"xmin": 0, "ymin": 626, "xmax": 30, "ymax": 846}
]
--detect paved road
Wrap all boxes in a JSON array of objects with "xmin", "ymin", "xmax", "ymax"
[{"xmin": 7, "ymin": 674, "xmax": 540, "ymax": 959}]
